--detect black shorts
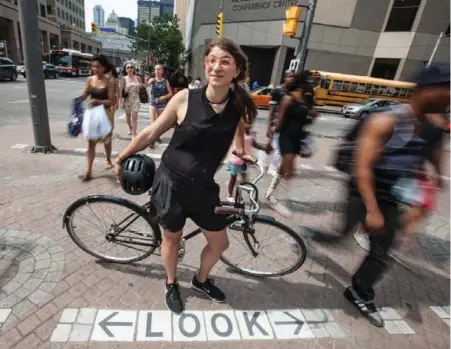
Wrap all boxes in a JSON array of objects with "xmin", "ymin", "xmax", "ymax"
[
  {"xmin": 279, "ymin": 133, "xmax": 301, "ymax": 155},
  {"xmin": 151, "ymin": 165, "xmax": 228, "ymax": 233}
]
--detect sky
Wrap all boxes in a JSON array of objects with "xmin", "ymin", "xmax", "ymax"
[{"xmin": 84, "ymin": 0, "xmax": 138, "ymax": 31}]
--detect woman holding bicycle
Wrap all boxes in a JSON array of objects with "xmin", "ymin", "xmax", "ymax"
[{"xmin": 114, "ymin": 38, "xmax": 257, "ymax": 314}]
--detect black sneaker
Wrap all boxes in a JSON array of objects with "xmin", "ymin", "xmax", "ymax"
[
  {"xmin": 191, "ymin": 276, "xmax": 226, "ymax": 303},
  {"xmin": 344, "ymin": 286, "xmax": 384, "ymax": 328},
  {"xmin": 165, "ymin": 282, "xmax": 184, "ymax": 314}
]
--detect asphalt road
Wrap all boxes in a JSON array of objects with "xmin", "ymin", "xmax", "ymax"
[{"xmin": 0, "ymin": 77, "xmax": 357, "ymax": 139}]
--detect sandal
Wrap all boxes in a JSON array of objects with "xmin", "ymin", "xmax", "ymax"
[{"xmin": 105, "ymin": 161, "xmax": 113, "ymax": 170}]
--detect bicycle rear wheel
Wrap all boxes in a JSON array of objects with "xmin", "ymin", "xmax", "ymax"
[
  {"xmin": 220, "ymin": 215, "xmax": 307, "ymax": 277},
  {"xmin": 64, "ymin": 195, "xmax": 161, "ymax": 263}
]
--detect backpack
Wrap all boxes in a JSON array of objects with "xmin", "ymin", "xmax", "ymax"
[
  {"xmin": 68, "ymin": 97, "xmax": 84, "ymax": 137},
  {"xmin": 332, "ymin": 105, "xmax": 409, "ymax": 174}
]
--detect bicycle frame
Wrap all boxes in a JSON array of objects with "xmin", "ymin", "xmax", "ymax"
[{"xmin": 104, "ymin": 159, "xmax": 266, "ymax": 249}]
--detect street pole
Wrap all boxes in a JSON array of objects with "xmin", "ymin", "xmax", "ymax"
[
  {"xmin": 18, "ymin": 0, "xmax": 56, "ymax": 153},
  {"xmin": 146, "ymin": 4, "xmax": 151, "ymax": 69},
  {"xmin": 296, "ymin": 0, "xmax": 317, "ymax": 74},
  {"xmin": 427, "ymin": 32, "xmax": 444, "ymax": 68}
]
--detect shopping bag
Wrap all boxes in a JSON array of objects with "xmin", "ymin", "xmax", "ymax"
[
  {"xmin": 82, "ymin": 105, "xmax": 112, "ymax": 140},
  {"xmin": 68, "ymin": 97, "xmax": 84, "ymax": 137}
]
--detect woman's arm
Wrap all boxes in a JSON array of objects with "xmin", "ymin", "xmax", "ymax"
[{"xmin": 115, "ymin": 90, "xmax": 187, "ymax": 165}]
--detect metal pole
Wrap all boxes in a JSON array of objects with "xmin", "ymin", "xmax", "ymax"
[
  {"xmin": 146, "ymin": 3, "xmax": 151, "ymax": 68},
  {"xmin": 427, "ymin": 32, "xmax": 444, "ymax": 68},
  {"xmin": 296, "ymin": 0, "xmax": 317, "ymax": 74},
  {"xmin": 17, "ymin": 0, "xmax": 56, "ymax": 153}
]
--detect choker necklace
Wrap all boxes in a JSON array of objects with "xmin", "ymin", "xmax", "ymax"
[{"xmin": 205, "ymin": 91, "xmax": 230, "ymax": 105}]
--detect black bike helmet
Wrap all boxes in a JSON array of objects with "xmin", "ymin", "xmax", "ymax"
[{"xmin": 120, "ymin": 154, "xmax": 156, "ymax": 195}]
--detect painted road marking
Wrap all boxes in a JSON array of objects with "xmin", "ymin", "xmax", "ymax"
[
  {"xmin": 173, "ymin": 311, "xmax": 208, "ymax": 341},
  {"xmin": 234, "ymin": 310, "xmax": 274, "ymax": 340},
  {"xmin": 300, "ymin": 164, "xmax": 313, "ymax": 170},
  {"xmin": 267, "ymin": 309, "xmax": 314, "ymax": 339},
  {"xmin": 52, "ymin": 308, "xmax": 351, "ymax": 342},
  {"xmin": 11, "ymin": 143, "xmax": 28, "ymax": 149},
  {"xmin": 430, "ymin": 305, "xmax": 450, "ymax": 326},
  {"xmin": 91, "ymin": 309, "xmax": 137, "ymax": 341},
  {"xmin": 0, "ymin": 308, "xmax": 12, "ymax": 325},
  {"xmin": 136, "ymin": 310, "xmax": 172, "ymax": 341},
  {"xmin": 379, "ymin": 307, "xmax": 415, "ymax": 335},
  {"xmin": 5, "ymin": 99, "xmax": 29, "ymax": 104}
]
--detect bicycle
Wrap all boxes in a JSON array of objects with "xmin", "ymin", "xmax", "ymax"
[{"xmin": 62, "ymin": 155, "xmax": 307, "ymax": 277}]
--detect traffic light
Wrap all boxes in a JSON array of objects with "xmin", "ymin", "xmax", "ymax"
[
  {"xmin": 216, "ymin": 12, "xmax": 224, "ymax": 37},
  {"xmin": 283, "ymin": 6, "xmax": 301, "ymax": 37},
  {"xmin": 91, "ymin": 22, "xmax": 98, "ymax": 36}
]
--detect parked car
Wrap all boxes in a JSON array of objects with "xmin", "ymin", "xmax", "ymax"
[
  {"xmin": 251, "ymin": 86, "xmax": 273, "ymax": 108},
  {"xmin": 16, "ymin": 61, "xmax": 25, "ymax": 76},
  {"xmin": 23, "ymin": 63, "xmax": 59, "ymax": 79},
  {"xmin": 0, "ymin": 57, "xmax": 18, "ymax": 81},
  {"xmin": 341, "ymin": 98, "xmax": 401, "ymax": 119}
]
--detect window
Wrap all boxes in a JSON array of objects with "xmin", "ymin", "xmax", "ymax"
[
  {"xmin": 65, "ymin": 12, "xmax": 69, "ymax": 20},
  {"xmin": 349, "ymin": 82, "xmax": 358, "ymax": 92},
  {"xmin": 65, "ymin": 0, "xmax": 68, "ymax": 6},
  {"xmin": 40, "ymin": 4, "xmax": 46, "ymax": 17},
  {"xmin": 331, "ymin": 81, "xmax": 343, "ymax": 90},
  {"xmin": 385, "ymin": 0, "xmax": 421, "ymax": 32},
  {"xmin": 371, "ymin": 58, "xmax": 400, "ymax": 80},
  {"xmin": 342, "ymin": 82, "xmax": 350, "ymax": 91},
  {"xmin": 47, "ymin": 5, "xmax": 52, "ymax": 15},
  {"xmin": 70, "ymin": 15, "xmax": 73, "ymax": 24},
  {"xmin": 57, "ymin": 8, "xmax": 60, "ymax": 16},
  {"xmin": 356, "ymin": 83, "xmax": 365, "ymax": 93},
  {"xmin": 364, "ymin": 84, "xmax": 372, "ymax": 93},
  {"xmin": 319, "ymin": 79, "xmax": 330, "ymax": 89},
  {"xmin": 371, "ymin": 85, "xmax": 380, "ymax": 94}
]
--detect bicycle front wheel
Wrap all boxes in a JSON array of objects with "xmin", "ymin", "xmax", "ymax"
[
  {"xmin": 220, "ymin": 215, "xmax": 307, "ymax": 277},
  {"xmin": 64, "ymin": 195, "xmax": 161, "ymax": 263}
]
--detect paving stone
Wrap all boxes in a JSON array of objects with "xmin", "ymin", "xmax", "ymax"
[
  {"xmin": 430, "ymin": 306, "xmax": 451, "ymax": 319},
  {"xmin": 22, "ymin": 277, "xmax": 43, "ymax": 291},
  {"xmin": 68, "ymin": 324, "xmax": 92, "ymax": 342},
  {"xmin": 60, "ymin": 308, "xmax": 79, "ymax": 323},
  {"xmin": 28, "ymin": 289, "xmax": 51, "ymax": 305},
  {"xmin": 38, "ymin": 282, "xmax": 57, "ymax": 293},
  {"xmin": 45, "ymin": 272, "xmax": 64, "ymax": 283},
  {"xmin": 309, "ymin": 323, "xmax": 330, "ymax": 338},
  {"xmin": 0, "ymin": 308, "xmax": 12, "ymax": 323},
  {"xmin": 2, "ymin": 280, "xmax": 22, "ymax": 295},
  {"xmin": 324, "ymin": 322, "xmax": 347, "ymax": 338},
  {"xmin": 392, "ymin": 320, "xmax": 415, "ymax": 334},
  {"xmin": 0, "ymin": 293, "xmax": 21, "ymax": 307},
  {"xmin": 50, "ymin": 324, "xmax": 72, "ymax": 342},
  {"xmin": 51, "ymin": 253, "xmax": 65, "ymax": 262},
  {"xmin": 302, "ymin": 308, "xmax": 334, "ymax": 322},
  {"xmin": 13, "ymin": 272, "xmax": 32, "ymax": 284},
  {"xmin": 17, "ymin": 314, "xmax": 41, "ymax": 336},
  {"xmin": 12, "ymin": 298, "xmax": 37, "ymax": 318},
  {"xmin": 35, "ymin": 252, "xmax": 51, "ymax": 262},
  {"xmin": 35, "ymin": 259, "xmax": 51, "ymax": 271},
  {"xmin": 75, "ymin": 308, "xmax": 97, "ymax": 325},
  {"xmin": 384, "ymin": 320, "xmax": 403, "ymax": 334}
]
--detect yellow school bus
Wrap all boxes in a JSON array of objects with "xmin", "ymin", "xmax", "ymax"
[{"xmin": 311, "ymin": 71, "xmax": 416, "ymax": 107}]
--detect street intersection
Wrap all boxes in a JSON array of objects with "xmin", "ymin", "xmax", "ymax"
[{"xmin": 0, "ymin": 77, "xmax": 449, "ymax": 349}]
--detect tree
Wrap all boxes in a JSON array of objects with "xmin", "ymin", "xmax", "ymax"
[{"xmin": 132, "ymin": 14, "xmax": 185, "ymax": 69}]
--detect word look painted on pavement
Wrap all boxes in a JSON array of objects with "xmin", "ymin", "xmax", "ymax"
[{"xmin": 52, "ymin": 308, "xmax": 346, "ymax": 342}]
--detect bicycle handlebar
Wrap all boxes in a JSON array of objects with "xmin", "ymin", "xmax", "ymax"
[{"xmin": 216, "ymin": 151, "xmax": 264, "ymax": 215}]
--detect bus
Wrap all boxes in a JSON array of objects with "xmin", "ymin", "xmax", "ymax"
[
  {"xmin": 311, "ymin": 71, "xmax": 416, "ymax": 107},
  {"xmin": 43, "ymin": 49, "xmax": 94, "ymax": 77}
]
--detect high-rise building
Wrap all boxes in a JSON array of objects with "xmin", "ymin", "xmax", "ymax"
[
  {"xmin": 52, "ymin": 0, "xmax": 87, "ymax": 32},
  {"xmin": 119, "ymin": 17, "xmax": 136, "ymax": 37},
  {"xmin": 137, "ymin": 0, "xmax": 174, "ymax": 25},
  {"xmin": 93, "ymin": 5, "xmax": 105, "ymax": 27},
  {"xmin": 174, "ymin": 0, "xmax": 191, "ymax": 41}
]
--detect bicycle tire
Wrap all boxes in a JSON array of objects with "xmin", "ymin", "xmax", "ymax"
[
  {"xmin": 63, "ymin": 195, "xmax": 161, "ymax": 263},
  {"xmin": 220, "ymin": 215, "xmax": 307, "ymax": 277}
]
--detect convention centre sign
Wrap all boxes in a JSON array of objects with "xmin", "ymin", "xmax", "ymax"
[{"xmin": 224, "ymin": 0, "xmax": 308, "ymax": 22}]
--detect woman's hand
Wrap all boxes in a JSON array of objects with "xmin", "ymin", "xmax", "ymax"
[
  {"xmin": 114, "ymin": 157, "xmax": 122, "ymax": 182},
  {"xmin": 155, "ymin": 97, "xmax": 160, "ymax": 104},
  {"xmin": 89, "ymin": 99, "xmax": 101, "ymax": 107}
]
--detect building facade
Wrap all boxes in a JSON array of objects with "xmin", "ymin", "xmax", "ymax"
[
  {"xmin": 188, "ymin": 0, "xmax": 450, "ymax": 85},
  {"xmin": 52, "ymin": 0, "xmax": 85, "ymax": 32},
  {"xmin": 118, "ymin": 16, "xmax": 135, "ymax": 36},
  {"xmin": 137, "ymin": 0, "xmax": 174, "ymax": 25},
  {"xmin": 93, "ymin": 4, "xmax": 104, "ymax": 27},
  {"xmin": 0, "ymin": 0, "xmax": 100, "ymax": 63},
  {"xmin": 174, "ymin": 0, "xmax": 191, "ymax": 41}
]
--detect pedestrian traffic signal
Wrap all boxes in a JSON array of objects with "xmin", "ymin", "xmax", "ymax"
[
  {"xmin": 216, "ymin": 12, "xmax": 224, "ymax": 37},
  {"xmin": 283, "ymin": 6, "xmax": 301, "ymax": 37},
  {"xmin": 91, "ymin": 22, "xmax": 98, "ymax": 36}
]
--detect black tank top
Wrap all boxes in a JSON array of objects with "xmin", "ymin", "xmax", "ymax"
[
  {"xmin": 162, "ymin": 87, "xmax": 241, "ymax": 184},
  {"xmin": 280, "ymin": 99, "xmax": 309, "ymax": 137}
]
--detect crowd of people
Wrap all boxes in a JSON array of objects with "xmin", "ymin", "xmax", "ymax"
[{"xmin": 78, "ymin": 39, "xmax": 450, "ymax": 328}]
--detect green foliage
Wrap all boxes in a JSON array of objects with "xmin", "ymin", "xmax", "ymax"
[{"xmin": 132, "ymin": 14, "xmax": 185, "ymax": 69}]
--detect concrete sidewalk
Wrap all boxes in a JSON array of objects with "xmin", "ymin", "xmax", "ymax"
[{"xmin": 0, "ymin": 119, "xmax": 449, "ymax": 349}]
